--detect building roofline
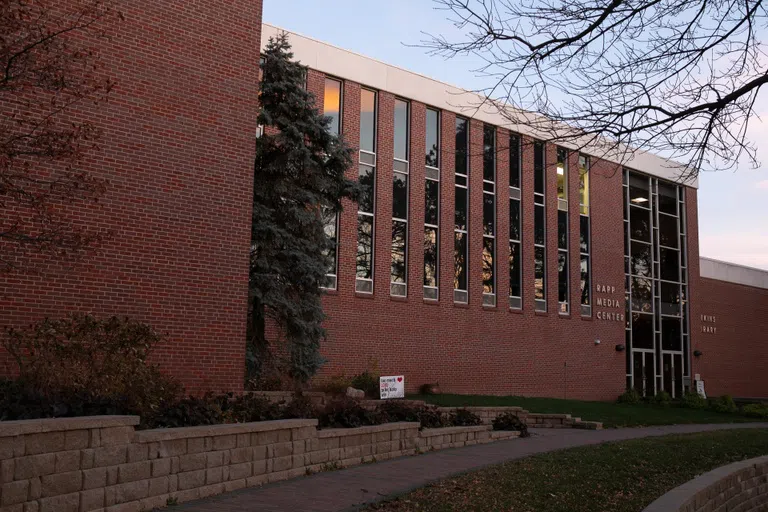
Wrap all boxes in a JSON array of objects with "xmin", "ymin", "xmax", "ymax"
[
  {"xmin": 262, "ymin": 23, "xmax": 698, "ymax": 188},
  {"xmin": 700, "ymin": 257, "xmax": 768, "ymax": 290}
]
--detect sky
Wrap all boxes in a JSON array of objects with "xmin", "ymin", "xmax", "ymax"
[{"xmin": 264, "ymin": 0, "xmax": 768, "ymax": 270}]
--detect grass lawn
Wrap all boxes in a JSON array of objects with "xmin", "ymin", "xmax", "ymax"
[
  {"xmin": 409, "ymin": 394, "xmax": 760, "ymax": 428},
  {"xmin": 367, "ymin": 429, "xmax": 768, "ymax": 512}
]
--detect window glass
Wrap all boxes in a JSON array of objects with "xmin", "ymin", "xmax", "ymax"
[
  {"xmin": 630, "ymin": 206, "xmax": 651, "ymax": 241},
  {"xmin": 356, "ymin": 215, "xmax": 373, "ymax": 279},
  {"xmin": 454, "ymin": 232, "xmax": 467, "ymax": 290},
  {"xmin": 426, "ymin": 109, "xmax": 439, "ymax": 168},
  {"xmin": 662, "ymin": 317, "xmax": 682, "ymax": 350},
  {"xmin": 580, "ymin": 216, "xmax": 590, "ymax": 253},
  {"xmin": 359, "ymin": 89, "xmax": 376, "ymax": 153},
  {"xmin": 558, "ymin": 211, "xmax": 568, "ymax": 249},
  {"xmin": 534, "ymin": 141, "xmax": 545, "ymax": 194},
  {"xmin": 630, "ymin": 242, "xmax": 652, "ymax": 277},
  {"xmin": 323, "ymin": 78, "xmax": 341, "ymax": 136},
  {"xmin": 534, "ymin": 247, "xmax": 545, "ymax": 299},
  {"xmin": 579, "ymin": 155, "xmax": 590, "ymax": 213},
  {"xmin": 425, "ymin": 180, "xmax": 439, "ymax": 225},
  {"xmin": 660, "ymin": 248, "xmax": 680, "ymax": 282},
  {"xmin": 483, "ymin": 194, "xmax": 495, "ymax": 236},
  {"xmin": 509, "ymin": 242, "xmax": 521, "ymax": 298},
  {"xmin": 455, "ymin": 118, "xmax": 468, "ymax": 176},
  {"xmin": 509, "ymin": 134, "xmax": 520, "ymax": 189},
  {"xmin": 557, "ymin": 148, "xmax": 567, "ymax": 200},
  {"xmin": 509, "ymin": 200, "xmax": 521, "ymax": 241},
  {"xmin": 358, "ymin": 164, "xmax": 375, "ymax": 214},
  {"xmin": 658, "ymin": 182, "xmax": 677, "ymax": 215},
  {"xmin": 658, "ymin": 214, "xmax": 679, "ymax": 248},
  {"xmin": 392, "ymin": 173, "xmax": 408, "ymax": 220},
  {"xmin": 661, "ymin": 282, "xmax": 681, "ymax": 315},
  {"xmin": 424, "ymin": 228, "xmax": 438, "ymax": 286},
  {"xmin": 455, "ymin": 187, "xmax": 467, "ymax": 231},
  {"xmin": 394, "ymin": 99, "xmax": 409, "ymax": 161},
  {"xmin": 483, "ymin": 125, "xmax": 495, "ymax": 182},
  {"xmin": 631, "ymin": 277, "xmax": 652, "ymax": 312},
  {"xmin": 391, "ymin": 221, "xmax": 407, "ymax": 283},
  {"xmin": 631, "ymin": 313, "xmax": 654, "ymax": 349},
  {"xmin": 534, "ymin": 205, "xmax": 545, "ymax": 245},
  {"xmin": 580, "ymin": 255, "xmax": 590, "ymax": 305},
  {"xmin": 558, "ymin": 252, "xmax": 568, "ymax": 302},
  {"xmin": 322, "ymin": 208, "xmax": 337, "ymax": 275},
  {"xmin": 628, "ymin": 174, "xmax": 650, "ymax": 206},
  {"xmin": 482, "ymin": 237, "xmax": 495, "ymax": 293}
]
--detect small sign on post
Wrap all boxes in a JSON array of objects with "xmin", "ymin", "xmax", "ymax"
[
  {"xmin": 696, "ymin": 380, "xmax": 706, "ymax": 399},
  {"xmin": 379, "ymin": 375, "xmax": 405, "ymax": 399}
]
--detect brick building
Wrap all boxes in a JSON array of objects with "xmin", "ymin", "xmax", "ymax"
[
  {"xmin": 261, "ymin": 24, "xmax": 768, "ymax": 401},
  {"xmin": 1, "ymin": 3, "xmax": 766, "ymax": 400}
]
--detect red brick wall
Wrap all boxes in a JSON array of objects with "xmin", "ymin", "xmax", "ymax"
[
  {"xmin": 313, "ymin": 70, "xmax": 631, "ymax": 400},
  {"xmin": 0, "ymin": 1, "xmax": 263, "ymax": 393},
  {"xmin": 693, "ymin": 277, "xmax": 768, "ymax": 398}
]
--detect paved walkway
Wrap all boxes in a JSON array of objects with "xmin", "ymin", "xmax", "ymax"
[{"xmin": 175, "ymin": 422, "xmax": 768, "ymax": 512}]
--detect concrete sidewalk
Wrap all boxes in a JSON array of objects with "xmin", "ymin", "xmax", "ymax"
[{"xmin": 174, "ymin": 422, "xmax": 768, "ymax": 512}]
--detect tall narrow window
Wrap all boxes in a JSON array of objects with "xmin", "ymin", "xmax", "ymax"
[
  {"xmin": 579, "ymin": 155, "xmax": 592, "ymax": 316},
  {"xmin": 482, "ymin": 124, "xmax": 496, "ymax": 306},
  {"xmin": 424, "ymin": 108, "xmax": 440, "ymax": 300},
  {"xmin": 624, "ymin": 170, "xmax": 688, "ymax": 398},
  {"xmin": 356, "ymin": 89, "xmax": 377, "ymax": 294},
  {"xmin": 321, "ymin": 78, "xmax": 342, "ymax": 289},
  {"xmin": 557, "ymin": 148, "xmax": 569, "ymax": 314},
  {"xmin": 391, "ymin": 99, "xmax": 409, "ymax": 297},
  {"xmin": 534, "ymin": 141, "xmax": 546, "ymax": 312},
  {"xmin": 509, "ymin": 134, "xmax": 522, "ymax": 309},
  {"xmin": 454, "ymin": 117, "xmax": 469, "ymax": 303}
]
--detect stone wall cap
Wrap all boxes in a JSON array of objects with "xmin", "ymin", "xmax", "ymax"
[
  {"xmin": 642, "ymin": 455, "xmax": 768, "ymax": 512},
  {"xmin": 419, "ymin": 425, "xmax": 491, "ymax": 437},
  {"xmin": 135, "ymin": 418, "xmax": 318, "ymax": 443},
  {"xmin": 0, "ymin": 415, "xmax": 140, "ymax": 437},
  {"xmin": 317, "ymin": 422, "xmax": 420, "ymax": 437}
]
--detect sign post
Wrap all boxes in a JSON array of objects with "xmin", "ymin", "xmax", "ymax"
[{"xmin": 379, "ymin": 375, "xmax": 405, "ymax": 399}]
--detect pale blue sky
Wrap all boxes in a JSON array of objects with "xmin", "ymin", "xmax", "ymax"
[{"xmin": 264, "ymin": 0, "xmax": 768, "ymax": 270}]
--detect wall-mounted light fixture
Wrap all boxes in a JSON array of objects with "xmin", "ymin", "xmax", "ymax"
[
  {"xmin": 595, "ymin": 338, "xmax": 601, "ymax": 346},
  {"xmin": 615, "ymin": 344, "xmax": 626, "ymax": 352},
  {"xmin": 693, "ymin": 350, "xmax": 703, "ymax": 358}
]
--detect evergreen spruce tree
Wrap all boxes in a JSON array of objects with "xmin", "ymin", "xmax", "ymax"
[{"xmin": 249, "ymin": 34, "xmax": 358, "ymax": 384}]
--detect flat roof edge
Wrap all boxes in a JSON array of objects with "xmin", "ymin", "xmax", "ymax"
[
  {"xmin": 261, "ymin": 23, "xmax": 699, "ymax": 188},
  {"xmin": 700, "ymin": 257, "xmax": 768, "ymax": 290}
]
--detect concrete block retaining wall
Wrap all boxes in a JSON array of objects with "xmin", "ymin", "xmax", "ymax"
[
  {"xmin": 0, "ymin": 416, "xmax": 522, "ymax": 512},
  {"xmin": 643, "ymin": 455, "xmax": 768, "ymax": 512}
]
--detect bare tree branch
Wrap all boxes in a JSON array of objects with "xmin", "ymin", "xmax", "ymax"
[{"xmin": 425, "ymin": 0, "xmax": 768, "ymax": 180}]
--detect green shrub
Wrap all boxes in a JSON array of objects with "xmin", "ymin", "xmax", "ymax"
[
  {"xmin": 350, "ymin": 370, "xmax": 379, "ymax": 398},
  {"xmin": 679, "ymin": 391, "xmax": 707, "ymax": 409},
  {"xmin": 708, "ymin": 395, "xmax": 738, "ymax": 414},
  {"xmin": 143, "ymin": 395, "xmax": 223, "ymax": 429},
  {"xmin": 281, "ymin": 393, "xmax": 318, "ymax": 419},
  {"xmin": 742, "ymin": 403, "xmax": 768, "ymax": 419},
  {"xmin": 318, "ymin": 397, "xmax": 379, "ymax": 428},
  {"xmin": 1, "ymin": 314, "xmax": 181, "ymax": 420},
  {"xmin": 652, "ymin": 391, "xmax": 672, "ymax": 406},
  {"xmin": 491, "ymin": 412, "xmax": 530, "ymax": 438},
  {"xmin": 221, "ymin": 394, "xmax": 283, "ymax": 423},
  {"xmin": 376, "ymin": 400, "xmax": 422, "ymax": 423},
  {"xmin": 374, "ymin": 400, "xmax": 447, "ymax": 429},
  {"xmin": 323, "ymin": 374, "xmax": 352, "ymax": 395},
  {"xmin": 617, "ymin": 388, "xmax": 641, "ymax": 404},
  {"xmin": 448, "ymin": 408, "xmax": 482, "ymax": 426}
]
